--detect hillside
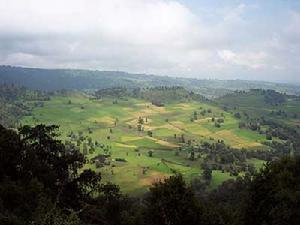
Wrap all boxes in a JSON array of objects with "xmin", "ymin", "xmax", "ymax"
[
  {"xmin": 1, "ymin": 65, "xmax": 300, "ymax": 97},
  {"xmin": 0, "ymin": 84, "xmax": 299, "ymax": 224},
  {"xmin": 216, "ymin": 89, "xmax": 300, "ymax": 128},
  {"xmin": 15, "ymin": 87, "xmax": 299, "ymax": 193}
]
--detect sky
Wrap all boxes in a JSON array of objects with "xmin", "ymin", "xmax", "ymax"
[{"xmin": 0, "ymin": 0, "xmax": 299, "ymax": 83}]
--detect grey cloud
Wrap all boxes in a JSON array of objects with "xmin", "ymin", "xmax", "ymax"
[{"xmin": 0, "ymin": 0, "xmax": 299, "ymax": 82}]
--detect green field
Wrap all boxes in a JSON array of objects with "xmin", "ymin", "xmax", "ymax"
[{"xmin": 21, "ymin": 92, "xmax": 268, "ymax": 193}]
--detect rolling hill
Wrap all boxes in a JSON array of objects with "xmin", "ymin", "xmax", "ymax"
[{"xmin": 1, "ymin": 65, "xmax": 300, "ymax": 98}]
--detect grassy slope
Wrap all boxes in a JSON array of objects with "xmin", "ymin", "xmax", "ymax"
[{"xmin": 21, "ymin": 93, "xmax": 268, "ymax": 193}]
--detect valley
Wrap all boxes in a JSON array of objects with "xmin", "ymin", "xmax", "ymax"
[{"xmin": 19, "ymin": 89, "xmax": 274, "ymax": 193}]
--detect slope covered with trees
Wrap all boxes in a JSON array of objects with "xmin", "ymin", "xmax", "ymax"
[
  {"xmin": 0, "ymin": 84, "xmax": 50, "ymax": 127},
  {"xmin": 1, "ymin": 65, "xmax": 300, "ymax": 97},
  {"xmin": 0, "ymin": 124, "xmax": 299, "ymax": 225}
]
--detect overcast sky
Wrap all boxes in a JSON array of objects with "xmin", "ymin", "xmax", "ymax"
[{"xmin": 0, "ymin": 0, "xmax": 299, "ymax": 82}]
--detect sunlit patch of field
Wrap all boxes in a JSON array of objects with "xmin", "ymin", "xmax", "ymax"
[
  {"xmin": 215, "ymin": 130, "xmax": 250, "ymax": 145},
  {"xmin": 172, "ymin": 103, "xmax": 195, "ymax": 110},
  {"xmin": 125, "ymin": 118, "xmax": 138, "ymax": 126},
  {"xmin": 130, "ymin": 109, "xmax": 154, "ymax": 117},
  {"xmin": 169, "ymin": 121, "xmax": 186, "ymax": 130},
  {"xmin": 190, "ymin": 128, "xmax": 212, "ymax": 137},
  {"xmin": 147, "ymin": 105, "xmax": 169, "ymax": 114},
  {"xmin": 234, "ymin": 142, "xmax": 263, "ymax": 148},
  {"xmin": 194, "ymin": 118, "xmax": 212, "ymax": 124},
  {"xmin": 142, "ymin": 123, "xmax": 182, "ymax": 133},
  {"xmin": 160, "ymin": 124, "xmax": 182, "ymax": 131},
  {"xmin": 115, "ymin": 143, "xmax": 137, "ymax": 148},
  {"xmin": 145, "ymin": 136, "xmax": 179, "ymax": 148},
  {"xmin": 121, "ymin": 136, "xmax": 144, "ymax": 142},
  {"xmin": 135, "ymin": 103, "xmax": 150, "ymax": 107},
  {"xmin": 88, "ymin": 116, "xmax": 115, "ymax": 125}
]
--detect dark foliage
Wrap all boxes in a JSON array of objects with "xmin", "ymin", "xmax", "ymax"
[
  {"xmin": 145, "ymin": 175, "xmax": 207, "ymax": 225},
  {"xmin": 0, "ymin": 84, "xmax": 50, "ymax": 127},
  {"xmin": 239, "ymin": 156, "xmax": 300, "ymax": 225},
  {"xmin": 0, "ymin": 124, "xmax": 299, "ymax": 225},
  {"xmin": 0, "ymin": 124, "xmax": 102, "ymax": 224}
]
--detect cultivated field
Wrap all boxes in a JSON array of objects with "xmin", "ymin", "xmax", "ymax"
[{"xmin": 21, "ymin": 93, "xmax": 266, "ymax": 193}]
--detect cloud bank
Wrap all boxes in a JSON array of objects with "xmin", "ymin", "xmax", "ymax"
[{"xmin": 0, "ymin": 0, "xmax": 299, "ymax": 82}]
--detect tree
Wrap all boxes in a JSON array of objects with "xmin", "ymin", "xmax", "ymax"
[
  {"xmin": 147, "ymin": 130, "xmax": 153, "ymax": 137},
  {"xmin": 181, "ymin": 134, "xmax": 185, "ymax": 143},
  {"xmin": 0, "ymin": 124, "xmax": 23, "ymax": 181},
  {"xmin": 0, "ymin": 124, "xmax": 102, "ymax": 223},
  {"xmin": 138, "ymin": 117, "xmax": 144, "ymax": 124},
  {"xmin": 191, "ymin": 178, "xmax": 208, "ymax": 194},
  {"xmin": 238, "ymin": 156, "xmax": 300, "ymax": 225},
  {"xmin": 190, "ymin": 150, "xmax": 195, "ymax": 161},
  {"xmin": 202, "ymin": 167, "xmax": 212, "ymax": 183},
  {"xmin": 215, "ymin": 122, "xmax": 221, "ymax": 128},
  {"xmin": 193, "ymin": 111, "xmax": 198, "ymax": 120},
  {"xmin": 137, "ymin": 124, "xmax": 142, "ymax": 131},
  {"xmin": 234, "ymin": 112, "xmax": 241, "ymax": 119},
  {"xmin": 83, "ymin": 142, "xmax": 88, "ymax": 155},
  {"xmin": 217, "ymin": 118, "xmax": 224, "ymax": 123},
  {"xmin": 266, "ymin": 133, "xmax": 272, "ymax": 140},
  {"xmin": 88, "ymin": 137, "xmax": 92, "ymax": 145},
  {"xmin": 86, "ymin": 183, "xmax": 128, "ymax": 225},
  {"xmin": 148, "ymin": 150, "xmax": 153, "ymax": 157},
  {"xmin": 239, "ymin": 122, "xmax": 246, "ymax": 128},
  {"xmin": 145, "ymin": 175, "xmax": 205, "ymax": 225},
  {"xmin": 207, "ymin": 176, "xmax": 250, "ymax": 225}
]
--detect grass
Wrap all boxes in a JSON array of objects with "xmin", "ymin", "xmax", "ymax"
[
  {"xmin": 21, "ymin": 93, "xmax": 269, "ymax": 194},
  {"xmin": 210, "ymin": 170, "xmax": 233, "ymax": 189},
  {"xmin": 247, "ymin": 158, "xmax": 266, "ymax": 170}
]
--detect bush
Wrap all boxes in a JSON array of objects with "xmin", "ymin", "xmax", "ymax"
[
  {"xmin": 115, "ymin": 158, "xmax": 127, "ymax": 162},
  {"xmin": 217, "ymin": 118, "xmax": 224, "ymax": 123}
]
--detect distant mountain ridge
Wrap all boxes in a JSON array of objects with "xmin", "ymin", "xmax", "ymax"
[{"xmin": 0, "ymin": 65, "xmax": 299, "ymax": 98}]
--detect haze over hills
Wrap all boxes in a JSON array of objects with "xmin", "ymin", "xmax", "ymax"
[{"xmin": 1, "ymin": 65, "xmax": 300, "ymax": 98}]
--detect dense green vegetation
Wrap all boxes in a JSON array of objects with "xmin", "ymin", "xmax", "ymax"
[
  {"xmin": 16, "ymin": 87, "xmax": 280, "ymax": 193},
  {"xmin": 0, "ymin": 84, "xmax": 50, "ymax": 127},
  {"xmin": 1, "ymin": 65, "xmax": 300, "ymax": 97},
  {"xmin": 0, "ymin": 124, "xmax": 299, "ymax": 225},
  {"xmin": 0, "ymin": 78, "xmax": 300, "ymax": 224},
  {"xmin": 1, "ymin": 85, "xmax": 299, "ymax": 193},
  {"xmin": 217, "ymin": 89, "xmax": 300, "ymax": 157}
]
